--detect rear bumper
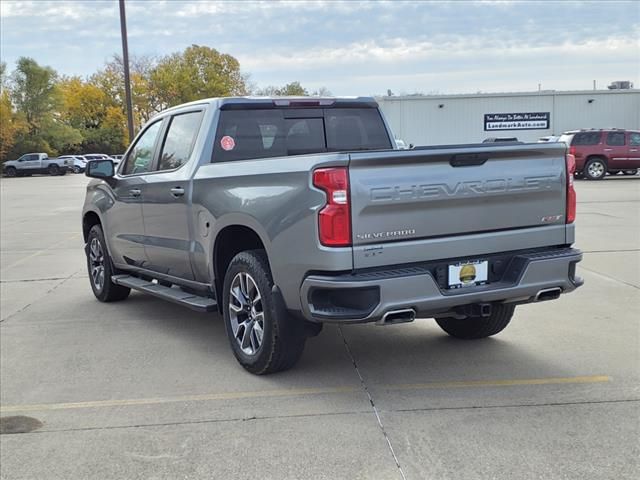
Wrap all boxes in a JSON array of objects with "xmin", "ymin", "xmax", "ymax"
[{"xmin": 300, "ymin": 247, "xmax": 583, "ymax": 323}]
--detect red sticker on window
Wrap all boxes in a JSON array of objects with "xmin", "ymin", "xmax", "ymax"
[{"xmin": 220, "ymin": 136, "xmax": 235, "ymax": 151}]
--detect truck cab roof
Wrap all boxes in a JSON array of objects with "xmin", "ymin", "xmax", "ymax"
[{"xmin": 159, "ymin": 96, "xmax": 379, "ymax": 115}]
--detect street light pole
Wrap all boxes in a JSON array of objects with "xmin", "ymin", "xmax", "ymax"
[{"xmin": 119, "ymin": 0, "xmax": 135, "ymax": 142}]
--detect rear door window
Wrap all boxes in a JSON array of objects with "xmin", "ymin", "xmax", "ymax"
[
  {"xmin": 572, "ymin": 132, "xmax": 602, "ymax": 145},
  {"xmin": 212, "ymin": 108, "xmax": 391, "ymax": 162},
  {"xmin": 606, "ymin": 132, "xmax": 625, "ymax": 146},
  {"xmin": 157, "ymin": 111, "xmax": 203, "ymax": 171}
]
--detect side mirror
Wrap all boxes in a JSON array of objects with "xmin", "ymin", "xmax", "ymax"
[{"xmin": 86, "ymin": 159, "xmax": 115, "ymax": 179}]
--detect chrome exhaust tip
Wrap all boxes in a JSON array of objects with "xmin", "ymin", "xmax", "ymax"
[
  {"xmin": 535, "ymin": 287, "xmax": 562, "ymax": 302},
  {"xmin": 377, "ymin": 308, "xmax": 416, "ymax": 326}
]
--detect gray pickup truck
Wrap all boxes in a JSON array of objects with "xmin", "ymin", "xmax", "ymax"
[
  {"xmin": 82, "ymin": 97, "xmax": 583, "ymax": 374},
  {"xmin": 3, "ymin": 153, "xmax": 71, "ymax": 176}
]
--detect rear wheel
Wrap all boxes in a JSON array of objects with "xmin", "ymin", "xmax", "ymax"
[
  {"xmin": 435, "ymin": 304, "xmax": 515, "ymax": 339},
  {"xmin": 4, "ymin": 167, "xmax": 17, "ymax": 177},
  {"xmin": 86, "ymin": 225, "xmax": 130, "ymax": 302},
  {"xmin": 584, "ymin": 158, "xmax": 607, "ymax": 180},
  {"xmin": 222, "ymin": 250, "xmax": 305, "ymax": 374},
  {"xmin": 48, "ymin": 164, "xmax": 59, "ymax": 176},
  {"xmin": 623, "ymin": 169, "xmax": 638, "ymax": 176}
]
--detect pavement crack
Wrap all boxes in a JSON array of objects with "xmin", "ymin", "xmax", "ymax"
[
  {"xmin": 5, "ymin": 409, "xmax": 373, "ymax": 435},
  {"xmin": 388, "ymin": 398, "xmax": 640, "ymax": 414},
  {"xmin": 0, "ymin": 277, "xmax": 71, "ymax": 284},
  {"xmin": 579, "ymin": 265, "xmax": 639, "ymax": 290},
  {"xmin": 338, "ymin": 326, "xmax": 408, "ymax": 480},
  {"xmin": 0, "ymin": 270, "xmax": 80, "ymax": 323}
]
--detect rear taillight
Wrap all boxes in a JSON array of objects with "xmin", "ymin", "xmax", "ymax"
[
  {"xmin": 566, "ymin": 153, "xmax": 576, "ymax": 223},
  {"xmin": 313, "ymin": 167, "xmax": 351, "ymax": 247},
  {"xmin": 569, "ymin": 146, "xmax": 576, "ymax": 156}
]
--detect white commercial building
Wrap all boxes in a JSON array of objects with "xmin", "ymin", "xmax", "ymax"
[{"xmin": 377, "ymin": 89, "xmax": 640, "ymax": 146}]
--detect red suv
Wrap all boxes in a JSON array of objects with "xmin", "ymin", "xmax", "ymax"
[{"xmin": 558, "ymin": 129, "xmax": 640, "ymax": 180}]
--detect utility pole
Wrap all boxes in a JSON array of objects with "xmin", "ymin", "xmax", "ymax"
[{"xmin": 119, "ymin": 0, "xmax": 135, "ymax": 142}]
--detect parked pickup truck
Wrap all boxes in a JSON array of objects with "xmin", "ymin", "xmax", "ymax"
[
  {"xmin": 3, "ymin": 153, "xmax": 70, "ymax": 177},
  {"xmin": 82, "ymin": 97, "xmax": 583, "ymax": 374}
]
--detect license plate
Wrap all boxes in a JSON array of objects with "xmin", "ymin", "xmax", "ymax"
[{"xmin": 448, "ymin": 260, "xmax": 488, "ymax": 289}]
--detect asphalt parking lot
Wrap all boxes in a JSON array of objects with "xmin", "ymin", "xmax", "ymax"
[{"xmin": 1, "ymin": 173, "xmax": 639, "ymax": 480}]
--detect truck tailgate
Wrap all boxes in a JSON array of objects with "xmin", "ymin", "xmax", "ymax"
[{"xmin": 349, "ymin": 143, "xmax": 568, "ymax": 266}]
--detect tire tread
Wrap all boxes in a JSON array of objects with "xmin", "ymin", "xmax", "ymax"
[
  {"xmin": 223, "ymin": 250, "xmax": 305, "ymax": 375},
  {"xmin": 436, "ymin": 304, "xmax": 515, "ymax": 339},
  {"xmin": 87, "ymin": 225, "xmax": 130, "ymax": 302}
]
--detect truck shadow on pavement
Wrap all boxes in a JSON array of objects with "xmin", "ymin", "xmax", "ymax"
[{"xmin": 120, "ymin": 291, "xmax": 573, "ymax": 385}]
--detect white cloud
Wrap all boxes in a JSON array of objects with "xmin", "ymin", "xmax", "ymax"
[
  {"xmin": 0, "ymin": 0, "xmax": 115, "ymax": 19},
  {"xmin": 1, "ymin": 0, "xmax": 638, "ymax": 95},
  {"xmin": 240, "ymin": 33, "xmax": 640, "ymax": 71}
]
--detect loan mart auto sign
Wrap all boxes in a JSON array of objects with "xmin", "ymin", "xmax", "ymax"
[{"xmin": 484, "ymin": 112, "xmax": 550, "ymax": 131}]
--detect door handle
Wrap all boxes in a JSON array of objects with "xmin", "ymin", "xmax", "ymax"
[
  {"xmin": 129, "ymin": 189, "xmax": 141, "ymax": 197},
  {"xmin": 170, "ymin": 187, "xmax": 185, "ymax": 198},
  {"xmin": 630, "ymin": 149, "xmax": 638, "ymax": 152},
  {"xmin": 603, "ymin": 148, "xmax": 613, "ymax": 151}
]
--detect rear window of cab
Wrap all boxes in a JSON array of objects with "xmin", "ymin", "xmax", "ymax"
[{"xmin": 212, "ymin": 108, "xmax": 391, "ymax": 162}]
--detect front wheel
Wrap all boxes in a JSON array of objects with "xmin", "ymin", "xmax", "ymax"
[
  {"xmin": 222, "ymin": 250, "xmax": 305, "ymax": 374},
  {"xmin": 4, "ymin": 167, "xmax": 17, "ymax": 177},
  {"xmin": 73, "ymin": 166, "xmax": 81, "ymax": 174},
  {"xmin": 86, "ymin": 225, "xmax": 130, "ymax": 302},
  {"xmin": 584, "ymin": 158, "xmax": 607, "ymax": 180},
  {"xmin": 435, "ymin": 304, "xmax": 515, "ymax": 339}
]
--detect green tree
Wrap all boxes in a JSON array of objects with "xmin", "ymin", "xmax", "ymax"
[
  {"xmin": 10, "ymin": 57, "xmax": 59, "ymax": 134},
  {"xmin": 8, "ymin": 58, "xmax": 82, "ymax": 156},
  {"xmin": 255, "ymin": 81, "xmax": 323, "ymax": 96},
  {"xmin": 41, "ymin": 116, "xmax": 83, "ymax": 154},
  {"xmin": 80, "ymin": 106, "xmax": 128, "ymax": 154},
  {"xmin": 150, "ymin": 44, "xmax": 247, "ymax": 108},
  {"xmin": 91, "ymin": 55, "xmax": 159, "ymax": 131}
]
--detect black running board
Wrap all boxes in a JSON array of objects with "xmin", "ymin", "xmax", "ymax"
[{"xmin": 111, "ymin": 275, "xmax": 218, "ymax": 312}]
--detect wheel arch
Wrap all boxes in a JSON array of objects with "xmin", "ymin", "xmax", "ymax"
[
  {"xmin": 82, "ymin": 210, "xmax": 103, "ymax": 242},
  {"xmin": 212, "ymin": 224, "xmax": 270, "ymax": 313},
  {"xmin": 584, "ymin": 155, "xmax": 608, "ymax": 169}
]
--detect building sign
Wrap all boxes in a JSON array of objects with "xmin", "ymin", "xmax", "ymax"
[{"xmin": 484, "ymin": 112, "xmax": 550, "ymax": 131}]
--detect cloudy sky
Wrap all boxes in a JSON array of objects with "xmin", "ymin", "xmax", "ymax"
[{"xmin": 1, "ymin": 0, "xmax": 638, "ymax": 95}]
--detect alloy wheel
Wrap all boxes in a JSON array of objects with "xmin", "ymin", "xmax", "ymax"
[
  {"xmin": 228, "ymin": 272, "xmax": 264, "ymax": 355},
  {"xmin": 89, "ymin": 237, "xmax": 105, "ymax": 292},
  {"xmin": 588, "ymin": 161, "xmax": 605, "ymax": 179}
]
